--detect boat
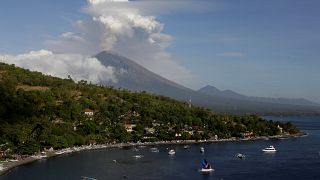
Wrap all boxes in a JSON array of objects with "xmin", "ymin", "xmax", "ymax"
[
  {"xmin": 262, "ymin": 145, "xmax": 277, "ymax": 152},
  {"xmin": 81, "ymin": 176, "xmax": 98, "ymax": 180},
  {"xmin": 236, "ymin": 153, "xmax": 245, "ymax": 159},
  {"xmin": 200, "ymin": 147, "xmax": 204, "ymax": 153},
  {"xmin": 183, "ymin": 145, "xmax": 189, "ymax": 149},
  {"xmin": 168, "ymin": 149, "xmax": 175, "ymax": 155},
  {"xmin": 199, "ymin": 159, "xmax": 214, "ymax": 172},
  {"xmin": 150, "ymin": 147, "xmax": 159, "ymax": 152},
  {"xmin": 132, "ymin": 155, "xmax": 144, "ymax": 159}
]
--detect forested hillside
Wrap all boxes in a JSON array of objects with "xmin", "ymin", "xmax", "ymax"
[{"xmin": 0, "ymin": 63, "xmax": 299, "ymax": 155}]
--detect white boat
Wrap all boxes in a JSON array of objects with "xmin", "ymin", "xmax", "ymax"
[
  {"xmin": 183, "ymin": 145, "xmax": 189, "ymax": 149},
  {"xmin": 200, "ymin": 147, "xmax": 204, "ymax": 153},
  {"xmin": 199, "ymin": 159, "xmax": 214, "ymax": 173},
  {"xmin": 262, "ymin": 145, "xmax": 277, "ymax": 152},
  {"xmin": 200, "ymin": 168, "xmax": 214, "ymax": 172},
  {"xmin": 236, "ymin": 153, "xmax": 245, "ymax": 159},
  {"xmin": 168, "ymin": 149, "xmax": 175, "ymax": 155},
  {"xmin": 150, "ymin": 147, "xmax": 159, "ymax": 152},
  {"xmin": 81, "ymin": 176, "xmax": 98, "ymax": 180},
  {"xmin": 132, "ymin": 155, "xmax": 144, "ymax": 159}
]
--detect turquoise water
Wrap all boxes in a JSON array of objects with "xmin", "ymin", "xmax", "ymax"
[{"xmin": 1, "ymin": 116, "xmax": 320, "ymax": 180}]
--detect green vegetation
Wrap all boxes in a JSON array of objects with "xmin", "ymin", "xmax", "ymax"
[{"xmin": 0, "ymin": 63, "xmax": 299, "ymax": 155}]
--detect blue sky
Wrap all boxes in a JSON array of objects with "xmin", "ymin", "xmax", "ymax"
[{"xmin": 0, "ymin": 0, "xmax": 319, "ymax": 103}]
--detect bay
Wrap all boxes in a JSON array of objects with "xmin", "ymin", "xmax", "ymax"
[{"xmin": 1, "ymin": 116, "xmax": 320, "ymax": 180}]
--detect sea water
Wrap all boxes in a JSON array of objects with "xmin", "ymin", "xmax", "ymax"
[{"xmin": 1, "ymin": 116, "xmax": 320, "ymax": 180}]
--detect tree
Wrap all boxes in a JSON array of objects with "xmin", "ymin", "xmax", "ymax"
[
  {"xmin": 112, "ymin": 124, "xmax": 129, "ymax": 143},
  {"xmin": 17, "ymin": 139, "xmax": 40, "ymax": 155}
]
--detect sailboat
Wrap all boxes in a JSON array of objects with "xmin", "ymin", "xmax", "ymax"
[{"xmin": 199, "ymin": 159, "xmax": 214, "ymax": 172}]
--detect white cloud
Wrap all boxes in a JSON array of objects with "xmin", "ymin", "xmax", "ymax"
[
  {"xmin": 88, "ymin": 0, "xmax": 128, "ymax": 5},
  {"xmin": 61, "ymin": 32, "xmax": 85, "ymax": 42},
  {"xmin": 216, "ymin": 52, "xmax": 246, "ymax": 57},
  {"xmin": 0, "ymin": 49, "xmax": 117, "ymax": 83},
  {"xmin": 46, "ymin": 0, "xmax": 202, "ymax": 86}
]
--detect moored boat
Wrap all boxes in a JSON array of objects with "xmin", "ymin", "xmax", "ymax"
[
  {"xmin": 81, "ymin": 176, "xmax": 98, "ymax": 180},
  {"xmin": 200, "ymin": 168, "xmax": 214, "ymax": 172},
  {"xmin": 168, "ymin": 149, "xmax": 175, "ymax": 155},
  {"xmin": 236, "ymin": 153, "xmax": 245, "ymax": 159},
  {"xmin": 150, "ymin": 147, "xmax": 159, "ymax": 152},
  {"xmin": 262, "ymin": 145, "xmax": 277, "ymax": 152},
  {"xmin": 132, "ymin": 155, "xmax": 144, "ymax": 159},
  {"xmin": 199, "ymin": 159, "xmax": 214, "ymax": 172},
  {"xmin": 200, "ymin": 147, "xmax": 204, "ymax": 153}
]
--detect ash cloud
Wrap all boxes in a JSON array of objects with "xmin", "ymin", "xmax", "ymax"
[
  {"xmin": 47, "ymin": 0, "xmax": 198, "ymax": 85},
  {"xmin": 0, "ymin": 50, "xmax": 117, "ymax": 83},
  {"xmin": 1, "ymin": 0, "xmax": 206, "ymax": 86}
]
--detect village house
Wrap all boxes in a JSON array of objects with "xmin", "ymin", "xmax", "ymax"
[
  {"xmin": 144, "ymin": 127, "xmax": 155, "ymax": 134},
  {"xmin": 82, "ymin": 108, "xmax": 94, "ymax": 116},
  {"xmin": 168, "ymin": 127, "xmax": 175, "ymax": 132},
  {"xmin": 88, "ymin": 140, "xmax": 97, "ymax": 146},
  {"xmin": 133, "ymin": 111, "xmax": 140, "ymax": 117},
  {"xmin": 277, "ymin": 125, "xmax": 283, "ymax": 134},
  {"xmin": 124, "ymin": 124, "xmax": 136, "ymax": 133},
  {"xmin": 241, "ymin": 131, "xmax": 253, "ymax": 139},
  {"xmin": 82, "ymin": 108, "xmax": 94, "ymax": 120},
  {"xmin": 183, "ymin": 130, "xmax": 194, "ymax": 136},
  {"xmin": 214, "ymin": 135, "xmax": 218, "ymax": 140},
  {"xmin": 152, "ymin": 122, "xmax": 160, "ymax": 127}
]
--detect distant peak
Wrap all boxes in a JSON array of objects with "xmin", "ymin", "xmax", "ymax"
[{"xmin": 198, "ymin": 85, "xmax": 220, "ymax": 91}]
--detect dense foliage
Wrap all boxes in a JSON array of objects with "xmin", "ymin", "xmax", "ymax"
[{"xmin": 0, "ymin": 63, "xmax": 299, "ymax": 155}]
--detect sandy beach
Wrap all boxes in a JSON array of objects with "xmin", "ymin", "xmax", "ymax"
[{"xmin": 0, "ymin": 132, "xmax": 305, "ymax": 177}]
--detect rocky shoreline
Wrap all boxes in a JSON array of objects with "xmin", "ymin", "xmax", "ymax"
[{"xmin": 0, "ymin": 132, "xmax": 305, "ymax": 176}]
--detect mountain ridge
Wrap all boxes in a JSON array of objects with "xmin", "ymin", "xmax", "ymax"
[
  {"xmin": 95, "ymin": 51, "xmax": 320, "ymax": 115},
  {"xmin": 198, "ymin": 85, "xmax": 319, "ymax": 107}
]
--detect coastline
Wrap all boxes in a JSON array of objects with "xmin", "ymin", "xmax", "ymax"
[{"xmin": 0, "ymin": 132, "xmax": 305, "ymax": 177}]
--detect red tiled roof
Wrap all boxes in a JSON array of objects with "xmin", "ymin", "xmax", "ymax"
[{"xmin": 82, "ymin": 108, "xmax": 93, "ymax": 112}]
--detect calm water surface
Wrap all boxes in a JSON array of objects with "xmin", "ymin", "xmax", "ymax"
[{"xmin": 1, "ymin": 116, "xmax": 320, "ymax": 180}]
